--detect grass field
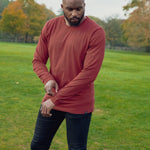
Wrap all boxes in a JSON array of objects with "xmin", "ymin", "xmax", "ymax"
[{"xmin": 0, "ymin": 42, "xmax": 150, "ymax": 150}]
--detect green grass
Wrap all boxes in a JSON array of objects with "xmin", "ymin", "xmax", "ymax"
[{"xmin": 0, "ymin": 42, "xmax": 150, "ymax": 150}]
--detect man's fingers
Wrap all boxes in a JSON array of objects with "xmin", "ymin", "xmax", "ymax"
[
  {"xmin": 45, "ymin": 87, "xmax": 53, "ymax": 95},
  {"xmin": 44, "ymin": 84, "xmax": 53, "ymax": 94},
  {"xmin": 47, "ymin": 88, "xmax": 54, "ymax": 95},
  {"xmin": 46, "ymin": 108, "xmax": 52, "ymax": 117},
  {"xmin": 48, "ymin": 91, "xmax": 53, "ymax": 96},
  {"xmin": 55, "ymin": 83, "xmax": 59, "ymax": 93},
  {"xmin": 44, "ymin": 80, "xmax": 59, "ymax": 95},
  {"xmin": 41, "ymin": 105, "xmax": 46, "ymax": 116},
  {"xmin": 41, "ymin": 105, "xmax": 52, "ymax": 117}
]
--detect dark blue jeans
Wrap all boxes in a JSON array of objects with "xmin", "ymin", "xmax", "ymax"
[{"xmin": 31, "ymin": 108, "xmax": 92, "ymax": 150}]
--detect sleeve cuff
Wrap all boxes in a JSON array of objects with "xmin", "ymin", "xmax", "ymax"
[
  {"xmin": 43, "ymin": 76, "xmax": 55, "ymax": 85},
  {"xmin": 51, "ymin": 96, "xmax": 59, "ymax": 106},
  {"xmin": 42, "ymin": 94, "xmax": 59, "ymax": 106}
]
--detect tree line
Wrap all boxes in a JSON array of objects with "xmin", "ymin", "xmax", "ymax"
[
  {"xmin": 0, "ymin": 0, "xmax": 150, "ymax": 52},
  {"xmin": 0, "ymin": 0, "xmax": 56, "ymax": 42}
]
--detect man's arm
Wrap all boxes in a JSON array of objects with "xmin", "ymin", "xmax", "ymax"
[
  {"xmin": 32, "ymin": 22, "xmax": 59, "ymax": 117},
  {"xmin": 32, "ymin": 22, "xmax": 55, "ymax": 85},
  {"xmin": 46, "ymin": 28, "xmax": 105, "ymax": 105}
]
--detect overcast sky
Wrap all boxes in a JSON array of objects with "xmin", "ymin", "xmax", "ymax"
[{"xmin": 35, "ymin": 0, "xmax": 129, "ymax": 20}]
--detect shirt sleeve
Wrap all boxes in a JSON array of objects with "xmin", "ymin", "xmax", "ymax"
[
  {"xmin": 32, "ymin": 22, "xmax": 54, "ymax": 85},
  {"xmin": 47, "ymin": 28, "xmax": 105, "ymax": 105}
]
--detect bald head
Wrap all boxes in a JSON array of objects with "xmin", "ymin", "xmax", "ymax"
[
  {"xmin": 63, "ymin": 0, "xmax": 85, "ymax": 4},
  {"xmin": 62, "ymin": 0, "xmax": 85, "ymax": 9}
]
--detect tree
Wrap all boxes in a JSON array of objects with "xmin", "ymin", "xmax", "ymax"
[
  {"xmin": 103, "ymin": 17, "xmax": 124, "ymax": 49},
  {"xmin": 88, "ymin": 16, "xmax": 124, "ymax": 48},
  {"xmin": 44, "ymin": 7, "xmax": 56, "ymax": 21},
  {"xmin": 0, "ymin": 0, "xmax": 56, "ymax": 42},
  {"xmin": 88, "ymin": 16, "xmax": 104, "ymax": 27},
  {"xmin": 0, "ymin": 0, "xmax": 9, "ymax": 19},
  {"xmin": 122, "ymin": 0, "xmax": 150, "ymax": 52},
  {"xmin": 0, "ymin": 1, "xmax": 27, "ymax": 40},
  {"xmin": 18, "ymin": 0, "xmax": 56, "ymax": 42}
]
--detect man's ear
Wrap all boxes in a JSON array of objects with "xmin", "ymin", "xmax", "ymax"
[{"xmin": 61, "ymin": 4, "xmax": 63, "ymax": 9}]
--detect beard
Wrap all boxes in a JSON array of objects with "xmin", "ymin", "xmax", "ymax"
[{"xmin": 63, "ymin": 11, "xmax": 85, "ymax": 26}]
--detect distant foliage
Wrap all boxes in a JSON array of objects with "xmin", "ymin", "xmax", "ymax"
[
  {"xmin": 89, "ymin": 16, "xmax": 125, "ymax": 49},
  {"xmin": 1, "ymin": 1, "xmax": 27, "ymax": 35},
  {"xmin": 122, "ymin": 0, "xmax": 150, "ymax": 52},
  {"xmin": 103, "ymin": 17, "xmax": 125, "ymax": 48},
  {"xmin": 88, "ymin": 16, "xmax": 104, "ymax": 27},
  {"xmin": 0, "ymin": 0, "xmax": 56, "ymax": 42},
  {"xmin": 0, "ymin": 0, "xmax": 9, "ymax": 19},
  {"xmin": 1, "ymin": 0, "xmax": 150, "ymax": 52}
]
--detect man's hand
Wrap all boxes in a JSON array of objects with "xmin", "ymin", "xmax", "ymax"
[
  {"xmin": 44, "ymin": 80, "xmax": 59, "ymax": 96},
  {"xmin": 41, "ymin": 99, "xmax": 55, "ymax": 117}
]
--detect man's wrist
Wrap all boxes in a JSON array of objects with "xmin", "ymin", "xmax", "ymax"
[
  {"xmin": 48, "ymin": 99, "xmax": 55, "ymax": 106},
  {"xmin": 51, "ymin": 96, "xmax": 59, "ymax": 106},
  {"xmin": 44, "ymin": 78, "xmax": 55, "ymax": 85}
]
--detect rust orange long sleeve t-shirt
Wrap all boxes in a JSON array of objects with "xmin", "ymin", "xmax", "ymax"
[{"xmin": 32, "ymin": 16, "xmax": 105, "ymax": 114}]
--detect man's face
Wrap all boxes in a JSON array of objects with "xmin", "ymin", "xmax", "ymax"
[{"xmin": 61, "ymin": 0, "xmax": 85, "ymax": 26}]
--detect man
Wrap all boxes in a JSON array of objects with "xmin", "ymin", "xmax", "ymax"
[{"xmin": 31, "ymin": 0, "xmax": 105, "ymax": 149}]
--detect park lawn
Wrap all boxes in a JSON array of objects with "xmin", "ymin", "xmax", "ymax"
[{"xmin": 0, "ymin": 42, "xmax": 150, "ymax": 150}]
